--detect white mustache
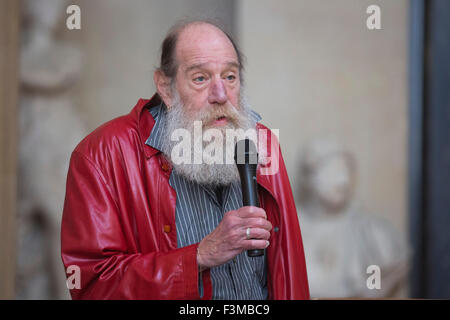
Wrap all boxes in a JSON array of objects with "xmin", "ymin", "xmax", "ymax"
[{"xmin": 191, "ymin": 103, "xmax": 244, "ymax": 129}]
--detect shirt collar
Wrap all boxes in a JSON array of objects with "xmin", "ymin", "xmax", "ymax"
[{"xmin": 145, "ymin": 101, "xmax": 167, "ymax": 151}]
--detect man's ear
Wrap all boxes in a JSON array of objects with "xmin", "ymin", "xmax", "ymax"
[{"xmin": 154, "ymin": 70, "xmax": 173, "ymax": 107}]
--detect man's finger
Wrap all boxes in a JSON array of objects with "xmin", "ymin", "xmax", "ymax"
[
  {"xmin": 242, "ymin": 239, "xmax": 270, "ymax": 250},
  {"xmin": 244, "ymin": 217, "xmax": 272, "ymax": 231},
  {"xmin": 242, "ymin": 227, "xmax": 271, "ymax": 241},
  {"xmin": 236, "ymin": 206, "xmax": 267, "ymax": 219}
]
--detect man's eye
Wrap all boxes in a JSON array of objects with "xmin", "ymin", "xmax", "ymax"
[
  {"xmin": 194, "ymin": 76, "xmax": 206, "ymax": 82},
  {"xmin": 226, "ymin": 75, "xmax": 236, "ymax": 81}
]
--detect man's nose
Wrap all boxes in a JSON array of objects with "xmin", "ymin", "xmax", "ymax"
[{"xmin": 208, "ymin": 79, "xmax": 227, "ymax": 105}]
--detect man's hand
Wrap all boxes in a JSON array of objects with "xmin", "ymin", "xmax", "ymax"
[{"xmin": 196, "ymin": 206, "xmax": 272, "ymax": 271}]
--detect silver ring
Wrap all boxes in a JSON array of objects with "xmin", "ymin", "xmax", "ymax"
[{"xmin": 246, "ymin": 227, "xmax": 251, "ymax": 240}]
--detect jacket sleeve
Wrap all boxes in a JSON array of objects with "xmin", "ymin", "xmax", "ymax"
[{"xmin": 61, "ymin": 151, "xmax": 203, "ymax": 300}]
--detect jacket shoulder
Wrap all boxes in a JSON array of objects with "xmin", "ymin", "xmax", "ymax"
[{"xmin": 72, "ymin": 99, "xmax": 154, "ymax": 167}]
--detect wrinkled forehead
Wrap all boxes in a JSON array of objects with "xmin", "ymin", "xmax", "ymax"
[{"xmin": 175, "ymin": 23, "xmax": 239, "ymax": 69}]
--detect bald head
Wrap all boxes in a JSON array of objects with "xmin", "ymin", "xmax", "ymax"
[{"xmin": 158, "ymin": 20, "xmax": 243, "ymax": 81}]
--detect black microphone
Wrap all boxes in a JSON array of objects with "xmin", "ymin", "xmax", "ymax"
[{"xmin": 234, "ymin": 139, "xmax": 264, "ymax": 257}]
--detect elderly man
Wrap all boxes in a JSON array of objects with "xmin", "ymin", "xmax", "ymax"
[{"xmin": 61, "ymin": 21, "xmax": 309, "ymax": 300}]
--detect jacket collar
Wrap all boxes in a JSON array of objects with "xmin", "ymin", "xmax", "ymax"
[{"xmin": 135, "ymin": 93, "xmax": 163, "ymax": 159}]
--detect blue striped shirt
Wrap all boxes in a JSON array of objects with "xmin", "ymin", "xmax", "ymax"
[{"xmin": 145, "ymin": 103, "xmax": 267, "ymax": 300}]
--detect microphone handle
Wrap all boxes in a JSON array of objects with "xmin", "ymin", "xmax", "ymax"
[{"xmin": 239, "ymin": 164, "xmax": 264, "ymax": 257}]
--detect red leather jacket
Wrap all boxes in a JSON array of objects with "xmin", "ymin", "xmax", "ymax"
[{"xmin": 61, "ymin": 95, "xmax": 310, "ymax": 300}]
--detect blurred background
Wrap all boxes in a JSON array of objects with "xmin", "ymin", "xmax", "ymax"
[{"xmin": 0, "ymin": 0, "xmax": 449, "ymax": 299}]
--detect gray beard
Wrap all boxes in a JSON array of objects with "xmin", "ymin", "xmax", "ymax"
[{"xmin": 160, "ymin": 90, "xmax": 256, "ymax": 187}]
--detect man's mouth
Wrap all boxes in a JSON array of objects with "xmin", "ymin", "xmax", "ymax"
[{"xmin": 213, "ymin": 116, "xmax": 228, "ymax": 126}]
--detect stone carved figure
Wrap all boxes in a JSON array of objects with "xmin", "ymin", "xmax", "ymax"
[
  {"xmin": 297, "ymin": 139, "xmax": 409, "ymax": 298},
  {"xmin": 17, "ymin": 0, "xmax": 85, "ymax": 299}
]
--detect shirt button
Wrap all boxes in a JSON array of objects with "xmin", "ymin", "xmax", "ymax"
[
  {"xmin": 163, "ymin": 225, "xmax": 171, "ymax": 233},
  {"xmin": 274, "ymin": 226, "xmax": 279, "ymax": 233},
  {"xmin": 161, "ymin": 162, "xmax": 170, "ymax": 172}
]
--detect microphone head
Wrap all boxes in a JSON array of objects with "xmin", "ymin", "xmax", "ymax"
[{"xmin": 234, "ymin": 139, "xmax": 258, "ymax": 165}]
